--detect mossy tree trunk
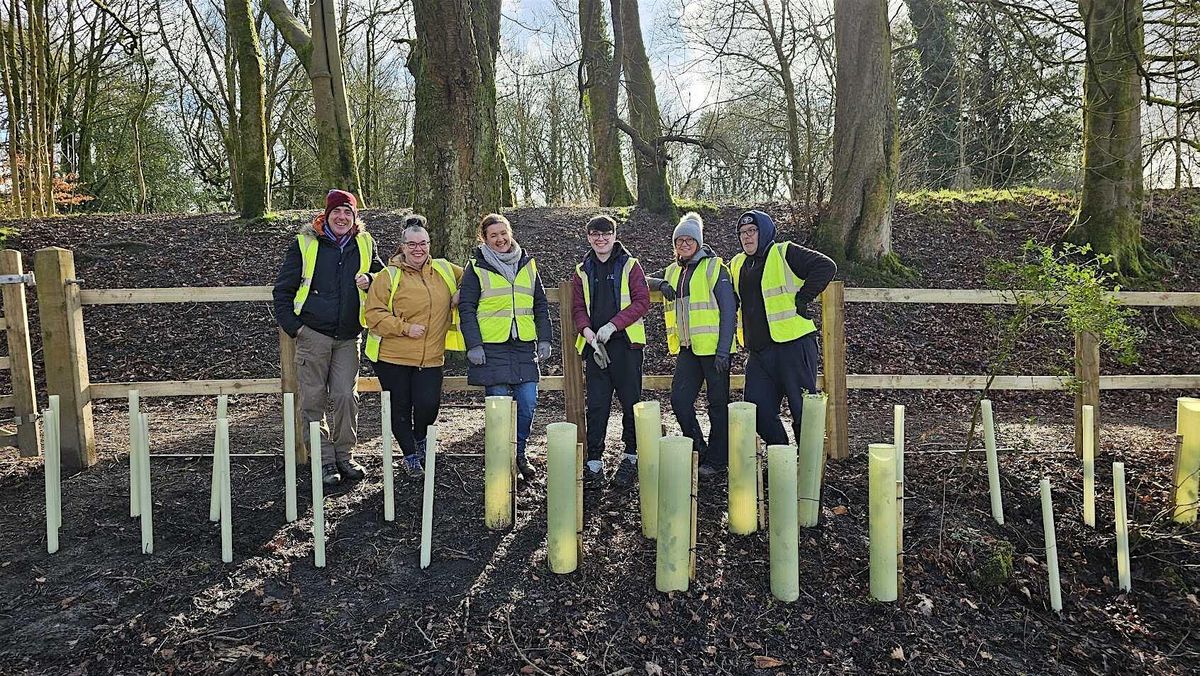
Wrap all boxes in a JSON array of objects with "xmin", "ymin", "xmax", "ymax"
[
  {"xmin": 226, "ymin": 0, "xmax": 270, "ymax": 219},
  {"xmin": 579, "ymin": 0, "xmax": 632, "ymax": 207},
  {"xmin": 616, "ymin": 0, "xmax": 674, "ymax": 217},
  {"xmin": 408, "ymin": 0, "xmax": 511, "ymax": 263},
  {"xmin": 264, "ymin": 0, "xmax": 363, "ymax": 201},
  {"xmin": 1068, "ymin": 0, "xmax": 1146, "ymax": 278},
  {"xmin": 815, "ymin": 0, "xmax": 899, "ymax": 265}
]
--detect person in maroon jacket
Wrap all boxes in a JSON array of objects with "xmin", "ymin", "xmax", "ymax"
[{"xmin": 572, "ymin": 215, "xmax": 651, "ymax": 488}]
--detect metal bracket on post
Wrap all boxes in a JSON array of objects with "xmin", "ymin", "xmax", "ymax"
[{"xmin": 0, "ymin": 273, "xmax": 35, "ymax": 286}]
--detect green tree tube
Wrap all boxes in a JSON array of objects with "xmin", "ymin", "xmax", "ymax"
[
  {"xmin": 139, "ymin": 413, "xmax": 153, "ymax": 555},
  {"xmin": 283, "ymin": 393, "xmax": 297, "ymax": 523},
  {"xmin": 634, "ymin": 401, "xmax": 661, "ymax": 538},
  {"xmin": 128, "ymin": 390, "xmax": 140, "ymax": 518},
  {"xmin": 1174, "ymin": 398, "xmax": 1200, "ymax": 523},
  {"xmin": 420, "ymin": 425, "xmax": 438, "ymax": 569},
  {"xmin": 381, "ymin": 391, "xmax": 395, "ymax": 522},
  {"xmin": 210, "ymin": 395, "xmax": 228, "ymax": 523},
  {"xmin": 1113, "ymin": 462, "xmax": 1131, "ymax": 592},
  {"xmin": 547, "ymin": 422, "xmax": 579, "ymax": 573},
  {"xmin": 981, "ymin": 399, "xmax": 1005, "ymax": 525},
  {"xmin": 768, "ymin": 443, "xmax": 799, "ymax": 601},
  {"xmin": 1040, "ymin": 478, "xmax": 1062, "ymax": 611},
  {"xmin": 43, "ymin": 406, "xmax": 59, "ymax": 554},
  {"xmin": 310, "ymin": 421, "xmax": 326, "ymax": 568},
  {"xmin": 869, "ymin": 443, "xmax": 898, "ymax": 602},
  {"xmin": 728, "ymin": 402, "xmax": 758, "ymax": 534},
  {"xmin": 656, "ymin": 436, "xmax": 694, "ymax": 592},
  {"xmin": 484, "ymin": 396, "xmax": 514, "ymax": 530},
  {"xmin": 1083, "ymin": 404, "xmax": 1096, "ymax": 527},
  {"xmin": 797, "ymin": 394, "xmax": 828, "ymax": 527},
  {"xmin": 217, "ymin": 419, "xmax": 233, "ymax": 563}
]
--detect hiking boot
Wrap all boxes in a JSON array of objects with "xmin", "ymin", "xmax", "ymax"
[
  {"xmin": 612, "ymin": 458, "xmax": 638, "ymax": 488},
  {"xmin": 337, "ymin": 458, "xmax": 366, "ymax": 481},
  {"xmin": 516, "ymin": 455, "xmax": 537, "ymax": 482},
  {"xmin": 583, "ymin": 461, "xmax": 603, "ymax": 489},
  {"xmin": 401, "ymin": 453, "xmax": 424, "ymax": 478},
  {"xmin": 321, "ymin": 465, "xmax": 342, "ymax": 486}
]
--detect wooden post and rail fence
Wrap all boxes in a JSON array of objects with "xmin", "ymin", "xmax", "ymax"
[{"xmin": 13, "ymin": 246, "xmax": 1200, "ymax": 472}]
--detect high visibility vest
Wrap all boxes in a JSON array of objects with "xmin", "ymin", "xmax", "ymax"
[
  {"xmin": 292, "ymin": 231, "xmax": 375, "ymax": 327},
  {"xmin": 364, "ymin": 259, "xmax": 465, "ymax": 362},
  {"xmin": 574, "ymin": 256, "xmax": 647, "ymax": 353},
  {"xmin": 730, "ymin": 242, "xmax": 817, "ymax": 346},
  {"xmin": 471, "ymin": 258, "xmax": 539, "ymax": 343},
  {"xmin": 663, "ymin": 256, "xmax": 729, "ymax": 356}
]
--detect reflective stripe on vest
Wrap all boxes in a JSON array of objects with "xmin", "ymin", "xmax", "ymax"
[
  {"xmin": 730, "ymin": 242, "xmax": 817, "ymax": 346},
  {"xmin": 574, "ymin": 256, "xmax": 647, "ymax": 354},
  {"xmin": 291, "ymin": 231, "xmax": 375, "ymax": 327},
  {"xmin": 663, "ymin": 257, "xmax": 725, "ymax": 356},
  {"xmin": 364, "ymin": 259, "xmax": 465, "ymax": 362},
  {"xmin": 473, "ymin": 259, "xmax": 539, "ymax": 343}
]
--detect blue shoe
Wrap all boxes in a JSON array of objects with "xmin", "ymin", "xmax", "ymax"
[{"xmin": 401, "ymin": 453, "xmax": 424, "ymax": 477}]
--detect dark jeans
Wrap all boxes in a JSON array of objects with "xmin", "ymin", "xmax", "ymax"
[
  {"xmin": 584, "ymin": 339, "xmax": 643, "ymax": 461},
  {"xmin": 744, "ymin": 334, "xmax": 820, "ymax": 446},
  {"xmin": 485, "ymin": 381, "xmax": 538, "ymax": 458},
  {"xmin": 373, "ymin": 361, "xmax": 444, "ymax": 457},
  {"xmin": 671, "ymin": 347, "xmax": 730, "ymax": 467}
]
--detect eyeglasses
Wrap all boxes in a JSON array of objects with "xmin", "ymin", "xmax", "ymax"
[
  {"xmin": 588, "ymin": 231, "xmax": 613, "ymax": 240},
  {"xmin": 737, "ymin": 226, "xmax": 758, "ymax": 239},
  {"xmin": 404, "ymin": 241, "xmax": 430, "ymax": 249}
]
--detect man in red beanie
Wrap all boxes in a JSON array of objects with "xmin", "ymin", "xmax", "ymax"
[{"xmin": 274, "ymin": 189, "xmax": 383, "ymax": 485}]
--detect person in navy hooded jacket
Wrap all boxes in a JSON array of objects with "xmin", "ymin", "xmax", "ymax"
[{"xmin": 728, "ymin": 210, "xmax": 836, "ymax": 447}]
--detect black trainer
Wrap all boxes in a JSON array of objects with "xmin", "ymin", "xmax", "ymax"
[
  {"xmin": 337, "ymin": 458, "xmax": 366, "ymax": 481},
  {"xmin": 516, "ymin": 455, "xmax": 537, "ymax": 482},
  {"xmin": 612, "ymin": 459, "xmax": 638, "ymax": 487},
  {"xmin": 321, "ymin": 465, "xmax": 341, "ymax": 486},
  {"xmin": 583, "ymin": 463, "xmax": 603, "ymax": 489}
]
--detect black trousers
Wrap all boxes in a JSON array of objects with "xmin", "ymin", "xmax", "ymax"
[
  {"xmin": 584, "ymin": 339, "xmax": 643, "ymax": 461},
  {"xmin": 670, "ymin": 347, "xmax": 730, "ymax": 467},
  {"xmin": 372, "ymin": 361, "xmax": 444, "ymax": 456},
  {"xmin": 744, "ymin": 334, "xmax": 820, "ymax": 446}
]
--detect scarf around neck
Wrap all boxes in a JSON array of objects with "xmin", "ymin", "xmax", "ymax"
[{"xmin": 479, "ymin": 241, "xmax": 524, "ymax": 283}]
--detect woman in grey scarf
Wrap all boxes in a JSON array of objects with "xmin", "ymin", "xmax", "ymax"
[{"xmin": 457, "ymin": 213, "xmax": 553, "ymax": 482}]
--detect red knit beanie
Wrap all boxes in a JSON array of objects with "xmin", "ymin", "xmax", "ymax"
[{"xmin": 325, "ymin": 189, "xmax": 357, "ymax": 222}]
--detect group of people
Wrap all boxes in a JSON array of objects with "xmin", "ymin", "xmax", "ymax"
[{"xmin": 273, "ymin": 189, "xmax": 836, "ymax": 490}]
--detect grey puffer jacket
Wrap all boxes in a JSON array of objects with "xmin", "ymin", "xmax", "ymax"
[{"xmin": 458, "ymin": 247, "xmax": 553, "ymax": 387}]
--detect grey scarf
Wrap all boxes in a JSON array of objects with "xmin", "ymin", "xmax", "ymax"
[{"xmin": 479, "ymin": 241, "xmax": 524, "ymax": 283}]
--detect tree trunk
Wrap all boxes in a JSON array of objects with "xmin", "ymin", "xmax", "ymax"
[
  {"xmin": 264, "ymin": 0, "xmax": 363, "ymax": 200},
  {"xmin": 616, "ymin": 0, "xmax": 673, "ymax": 216},
  {"xmin": 409, "ymin": 0, "xmax": 511, "ymax": 263},
  {"xmin": 815, "ymin": 0, "xmax": 899, "ymax": 265},
  {"xmin": 1068, "ymin": 0, "xmax": 1146, "ymax": 278},
  {"xmin": 578, "ymin": 0, "xmax": 632, "ymax": 206},
  {"xmin": 904, "ymin": 0, "xmax": 959, "ymax": 189},
  {"xmin": 226, "ymin": 0, "xmax": 270, "ymax": 218}
]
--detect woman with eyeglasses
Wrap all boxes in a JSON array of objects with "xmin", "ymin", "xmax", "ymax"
[
  {"xmin": 364, "ymin": 214, "xmax": 465, "ymax": 476},
  {"xmin": 457, "ymin": 213, "xmax": 553, "ymax": 483}
]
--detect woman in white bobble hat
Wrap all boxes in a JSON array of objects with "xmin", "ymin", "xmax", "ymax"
[{"xmin": 646, "ymin": 212, "xmax": 738, "ymax": 478}]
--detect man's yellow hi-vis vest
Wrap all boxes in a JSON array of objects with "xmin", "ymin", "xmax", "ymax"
[
  {"xmin": 730, "ymin": 241, "xmax": 817, "ymax": 346},
  {"xmin": 364, "ymin": 259, "xmax": 465, "ymax": 361},
  {"xmin": 292, "ymin": 230, "xmax": 375, "ymax": 327},
  {"xmin": 662, "ymin": 256, "xmax": 728, "ymax": 356},
  {"xmin": 574, "ymin": 257, "xmax": 646, "ymax": 353},
  {"xmin": 472, "ymin": 259, "xmax": 539, "ymax": 343}
]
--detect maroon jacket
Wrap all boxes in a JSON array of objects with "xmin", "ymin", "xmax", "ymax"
[{"xmin": 571, "ymin": 242, "xmax": 651, "ymax": 348}]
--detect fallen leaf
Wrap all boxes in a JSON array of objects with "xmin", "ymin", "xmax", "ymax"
[
  {"xmin": 891, "ymin": 646, "xmax": 906, "ymax": 661},
  {"xmin": 644, "ymin": 661, "xmax": 664, "ymax": 675},
  {"xmin": 832, "ymin": 505, "xmax": 849, "ymax": 516},
  {"xmin": 753, "ymin": 656, "xmax": 785, "ymax": 668}
]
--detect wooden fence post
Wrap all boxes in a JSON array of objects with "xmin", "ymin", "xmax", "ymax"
[
  {"xmin": 0, "ymin": 250, "xmax": 41, "ymax": 457},
  {"xmin": 558, "ymin": 281, "xmax": 586, "ymax": 446},
  {"xmin": 34, "ymin": 247, "xmax": 96, "ymax": 472},
  {"xmin": 1074, "ymin": 331, "xmax": 1100, "ymax": 459},
  {"xmin": 822, "ymin": 281, "xmax": 849, "ymax": 460},
  {"xmin": 279, "ymin": 328, "xmax": 307, "ymax": 464}
]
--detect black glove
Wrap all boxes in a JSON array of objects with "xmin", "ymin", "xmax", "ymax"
[
  {"xmin": 714, "ymin": 354, "xmax": 729, "ymax": 375},
  {"xmin": 659, "ymin": 280, "xmax": 677, "ymax": 301},
  {"xmin": 795, "ymin": 293, "xmax": 812, "ymax": 319}
]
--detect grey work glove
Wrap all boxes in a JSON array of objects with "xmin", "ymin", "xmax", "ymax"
[
  {"xmin": 536, "ymin": 341, "xmax": 552, "ymax": 361},
  {"xmin": 467, "ymin": 345, "xmax": 487, "ymax": 366},
  {"xmin": 714, "ymin": 354, "xmax": 730, "ymax": 375},
  {"xmin": 659, "ymin": 280, "xmax": 677, "ymax": 301},
  {"xmin": 592, "ymin": 341, "xmax": 611, "ymax": 369},
  {"xmin": 595, "ymin": 322, "xmax": 618, "ymax": 343}
]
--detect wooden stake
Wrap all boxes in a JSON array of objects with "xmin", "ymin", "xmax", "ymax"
[
  {"xmin": 0, "ymin": 250, "xmax": 40, "ymax": 457},
  {"xmin": 558, "ymin": 281, "xmax": 586, "ymax": 446},
  {"xmin": 280, "ymin": 328, "xmax": 307, "ymax": 464},
  {"xmin": 756, "ymin": 438, "xmax": 767, "ymax": 532},
  {"xmin": 209, "ymin": 395, "xmax": 228, "ymax": 523},
  {"xmin": 576, "ymin": 442, "xmax": 584, "ymax": 563},
  {"xmin": 690, "ymin": 450, "xmax": 699, "ymax": 581},
  {"xmin": 821, "ymin": 281, "xmax": 849, "ymax": 460},
  {"xmin": 511, "ymin": 398, "xmax": 518, "ymax": 525},
  {"xmin": 1074, "ymin": 331, "xmax": 1100, "ymax": 459}
]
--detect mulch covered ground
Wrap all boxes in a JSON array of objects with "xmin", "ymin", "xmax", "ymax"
[{"xmin": 0, "ymin": 191, "xmax": 1197, "ymax": 673}]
